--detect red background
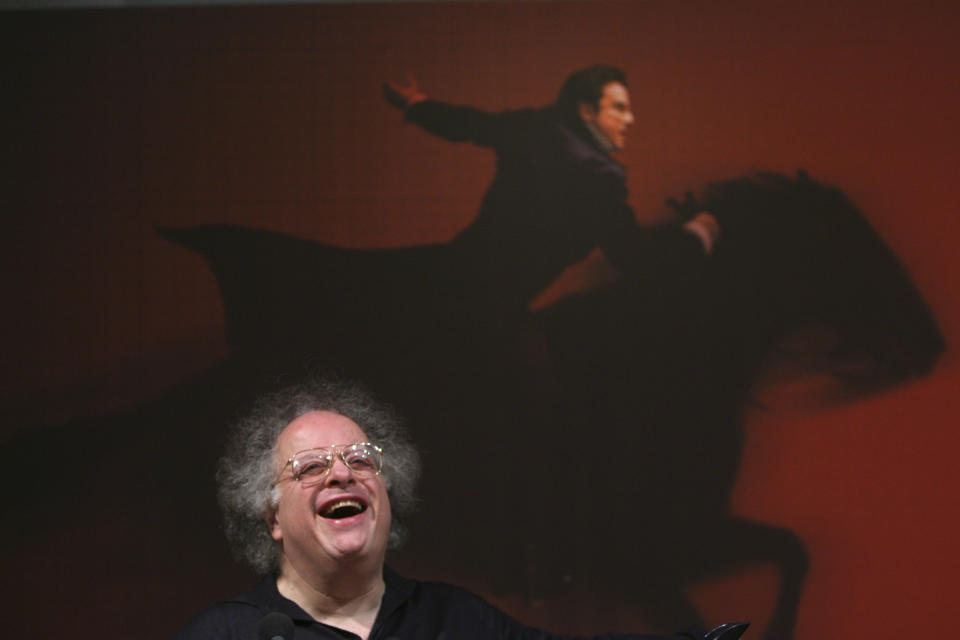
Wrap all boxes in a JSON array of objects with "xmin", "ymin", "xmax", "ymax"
[{"xmin": 2, "ymin": 0, "xmax": 959, "ymax": 637}]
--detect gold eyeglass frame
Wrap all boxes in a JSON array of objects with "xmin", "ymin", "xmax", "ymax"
[{"xmin": 276, "ymin": 442, "xmax": 383, "ymax": 485}]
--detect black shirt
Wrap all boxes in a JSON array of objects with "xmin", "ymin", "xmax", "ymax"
[
  {"xmin": 404, "ymin": 100, "xmax": 707, "ymax": 313},
  {"xmin": 171, "ymin": 567, "xmax": 704, "ymax": 640}
]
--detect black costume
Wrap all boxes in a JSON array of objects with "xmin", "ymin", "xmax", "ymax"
[
  {"xmin": 172, "ymin": 568, "xmax": 705, "ymax": 640},
  {"xmin": 155, "ymin": 98, "xmax": 708, "ymax": 363},
  {"xmin": 404, "ymin": 100, "xmax": 707, "ymax": 316}
]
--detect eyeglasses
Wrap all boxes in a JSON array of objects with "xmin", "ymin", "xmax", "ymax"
[{"xmin": 277, "ymin": 442, "xmax": 383, "ymax": 487}]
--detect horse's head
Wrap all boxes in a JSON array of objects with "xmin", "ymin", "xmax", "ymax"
[{"xmin": 672, "ymin": 171, "xmax": 944, "ymax": 382}]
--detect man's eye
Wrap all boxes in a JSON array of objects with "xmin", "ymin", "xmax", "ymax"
[
  {"xmin": 346, "ymin": 455, "xmax": 376, "ymax": 470},
  {"xmin": 299, "ymin": 460, "xmax": 329, "ymax": 476}
]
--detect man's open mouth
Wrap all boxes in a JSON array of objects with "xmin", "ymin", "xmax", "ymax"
[{"xmin": 319, "ymin": 499, "xmax": 367, "ymax": 519}]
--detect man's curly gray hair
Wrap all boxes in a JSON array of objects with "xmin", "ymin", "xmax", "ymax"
[{"xmin": 216, "ymin": 377, "xmax": 421, "ymax": 575}]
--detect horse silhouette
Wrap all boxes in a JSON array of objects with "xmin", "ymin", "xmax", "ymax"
[
  {"xmin": 500, "ymin": 171, "xmax": 945, "ymax": 638},
  {"xmin": 156, "ymin": 171, "xmax": 942, "ymax": 639},
  {"xmin": 0, "ymin": 172, "xmax": 942, "ymax": 639}
]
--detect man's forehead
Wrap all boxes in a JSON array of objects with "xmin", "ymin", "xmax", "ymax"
[
  {"xmin": 278, "ymin": 410, "xmax": 368, "ymax": 453},
  {"xmin": 602, "ymin": 82, "xmax": 630, "ymax": 104}
]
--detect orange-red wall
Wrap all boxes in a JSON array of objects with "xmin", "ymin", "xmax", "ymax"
[{"xmin": 2, "ymin": 1, "xmax": 958, "ymax": 637}]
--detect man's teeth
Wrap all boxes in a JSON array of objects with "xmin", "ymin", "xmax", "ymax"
[{"xmin": 321, "ymin": 499, "xmax": 365, "ymax": 519}]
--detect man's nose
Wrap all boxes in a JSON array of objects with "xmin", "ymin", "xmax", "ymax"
[
  {"xmin": 326, "ymin": 459, "xmax": 356, "ymax": 485},
  {"xmin": 625, "ymin": 110, "xmax": 635, "ymax": 125}
]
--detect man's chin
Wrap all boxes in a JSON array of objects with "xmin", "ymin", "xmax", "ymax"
[
  {"xmin": 324, "ymin": 536, "xmax": 374, "ymax": 560},
  {"xmin": 320, "ymin": 525, "xmax": 387, "ymax": 559}
]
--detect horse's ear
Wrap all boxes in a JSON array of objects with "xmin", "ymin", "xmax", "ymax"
[{"xmin": 665, "ymin": 190, "xmax": 701, "ymax": 217}]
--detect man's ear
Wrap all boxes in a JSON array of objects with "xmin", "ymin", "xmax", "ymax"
[
  {"xmin": 266, "ymin": 506, "xmax": 283, "ymax": 542},
  {"xmin": 578, "ymin": 101, "xmax": 597, "ymax": 124}
]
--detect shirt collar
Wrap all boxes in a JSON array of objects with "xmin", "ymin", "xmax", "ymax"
[
  {"xmin": 240, "ymin": 574, "xmax": 316, "ymax": 622},
  {"xmin": 582, "ymin": 119, "xmax": 616, "ymax": 154},
  {"xmin": 374, "ymin": 566, "xmax": 416, "ymax": 624},
  {"xmin": 238, "ymin": 566, "xmax": 414, "ymax": 624}
]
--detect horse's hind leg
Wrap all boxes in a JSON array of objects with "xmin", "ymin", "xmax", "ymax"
[
  {"xmin": 704, "ymin": 518, "xmax": 809, "ymax": 640},
  {"xmin": 634, "ymin": 580, "xmax": 707, "ymax": 633},
  {"xmin": 762, "ymin": 526, "xmax": 808, "ymax": 640}
]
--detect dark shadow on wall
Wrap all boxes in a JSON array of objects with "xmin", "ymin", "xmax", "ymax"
[{"xmin": 0, "ymin": 172, "xmax": 944, "ymax": 640}]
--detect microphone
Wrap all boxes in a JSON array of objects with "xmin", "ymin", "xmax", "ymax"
[
  {"xmin": 258, "ymin": 612, "xmax": 295, "ymax": 640},
  {"xmin": 705, "ymin": 622, "xmax": 750, "ymax": 640}
]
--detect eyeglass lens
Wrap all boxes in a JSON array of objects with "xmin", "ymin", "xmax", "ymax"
[{"xmin": 290, "ymin": 444, "xmax": 381, "ymax": 484}]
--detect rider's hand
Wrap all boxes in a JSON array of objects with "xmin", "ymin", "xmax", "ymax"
[{"xmin": 383, "ymin": 73, "xmax": 428, "ymax": 110}]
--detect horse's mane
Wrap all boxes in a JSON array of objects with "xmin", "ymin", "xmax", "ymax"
[
  {"xmin": 667, "ymin": 170, "xmax": 863, "ymax": 243},
  {"xmin": 665, "ymin": 170, "xmax": 943, "ymax": 379}
]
